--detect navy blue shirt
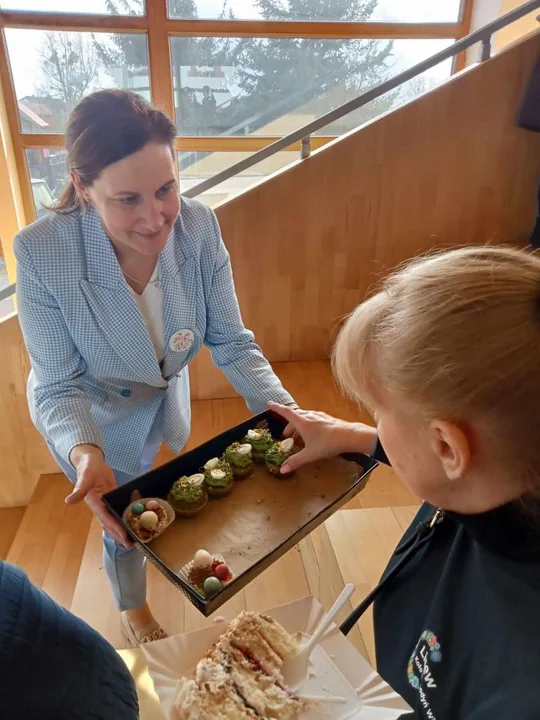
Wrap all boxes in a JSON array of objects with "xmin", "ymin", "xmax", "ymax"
[
  {"xmin": 0, "ymin": 561, "xmax": 139, "ymax": 719},
  {"xmin": 373, "ymin": 449, "xmax": 540, "ymax": 719}
]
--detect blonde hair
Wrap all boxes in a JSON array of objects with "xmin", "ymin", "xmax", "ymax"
[{"xmin": 333, "ymin": 246, "xmax": 540, "ymax": 495}]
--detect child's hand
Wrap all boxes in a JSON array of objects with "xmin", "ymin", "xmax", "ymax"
[{"xmin": 267, "ymin": 402, "xmax": 378, "ymax": 474}]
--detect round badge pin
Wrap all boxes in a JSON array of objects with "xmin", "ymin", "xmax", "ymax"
[{"xmin": 169, "ymin": 329, "xmax": 195, "ymax": 353}]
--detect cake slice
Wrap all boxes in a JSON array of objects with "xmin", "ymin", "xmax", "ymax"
[
  {"xmin": 174, "ymin": 611, "xmax": 305, "ymax": 719},
  {"xmin": 175, "ymin": 659, "xmax": 258, "ymax": 719}
]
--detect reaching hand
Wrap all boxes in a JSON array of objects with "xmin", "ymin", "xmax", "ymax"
[
  {"xmin": 66, "ymin": 446, "xmax": 132, "ymax": 548},
  {"xmin": 268, "ymin": 402, "xmax": 378, "ymax": 474}
]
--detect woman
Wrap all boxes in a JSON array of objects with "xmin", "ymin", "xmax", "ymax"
[
  {"xmin": 269, "ymin": 246, "xmax": 540, "ymax": 718},
  {"xmin": 15, "ymin": 89, "xmax": 294, "ymax": 646}
]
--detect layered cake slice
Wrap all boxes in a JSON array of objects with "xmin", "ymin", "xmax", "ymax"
[{"xmin": 174, "ymin": 611, "xmax": 305, "ymax": 719}]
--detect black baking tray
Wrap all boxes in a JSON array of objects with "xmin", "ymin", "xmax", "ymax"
[{"xmin": 103, "ymin": 410, "xmax": 377, "ymax": 616}]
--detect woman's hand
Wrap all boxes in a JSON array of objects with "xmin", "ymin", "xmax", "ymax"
[
  {"xmin": 268, "ymin": 402, "xmax": 378, "ymax": 474},
  {"xmin": 66, "ymin": 445, "xmax": 132, "ymax": 548}
]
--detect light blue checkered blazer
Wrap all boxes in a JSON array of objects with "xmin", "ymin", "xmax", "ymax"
[{"xmin": 14, "ymin": 197, "xmax": 293, "ymax": 475}]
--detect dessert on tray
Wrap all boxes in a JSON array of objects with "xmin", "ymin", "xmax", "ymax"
[
  {"xmin": 265, "ymin": 438, "xmax": 296, "ymax": 478},
  {"xmin": 244, "ymin": 428, "xmax": 274, "ymax": 464},
  {"xmin": 224, "ymin": 442, "xmax": 254, "ymax": 479},
  {"xmin": 182, "ymin": 548, "xmax": 234, "ymax": 597},
  {"xmin": 123, "ymin": 498, "xmax": 173, "ymax": 543},
  {"xmin": 168, "ymin": 474, "xmax": 208, "ymax": 517},
  {"xmin": 174, "ymin": 611, "xmax": 304, "ymax": 719},
  {"xmin": 203, "ymin": 457, "xmax": 234, "ymax": 497}
]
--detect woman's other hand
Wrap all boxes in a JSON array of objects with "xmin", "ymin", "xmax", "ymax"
[
  {"xmin": 267, "ymin": 402, "xmax": 378, "ymax": 474},
  {"xmin": 66, "ymin": 445, "xmax": 132, "ymax": 548}
]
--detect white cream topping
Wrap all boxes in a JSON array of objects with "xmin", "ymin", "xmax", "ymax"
[
  {"xmin": 204, "ymin": 457, "xmax": 220, "ymax": 470},
  {"xmin": 279, "ymin": 438, "xmax": 294, "ymax": 453},
  {"xmin": 210, "ymin": 469, "xmax": 226, "ymax": 480}
]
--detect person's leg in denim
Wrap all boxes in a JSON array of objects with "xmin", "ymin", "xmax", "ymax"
[{"xmin": 48, "ymin": 445, "xmax": 156, "ymax": 612}]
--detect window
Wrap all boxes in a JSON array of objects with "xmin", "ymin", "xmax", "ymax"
[
  {"xmin": 0, "ymin": 256, "xmax": 14, "ymax": 319},
  {"xmin": 168, "ymin": 0, "xmax": 462, "ymax": 22},
  {"xmin": 179, "ymin": 149, "xmax": 298, "ymax": 206},
  {"xmin": 0, "ymin": 0, "xmax": 467, "ymax": 235},
  {"xmin": 25, "ymin": 149, "xmax": 68, "ymax": 215},
  {"xmin": 0, "ymin": 0, "xmax": 145, "ymax": 14},
  {"xmin": 171, "ymin": 37, "xmax": 453, "ymax": 137},
  {"xmin": 6, "ymin": 30, "xmax": 150, "ymax": 134}
]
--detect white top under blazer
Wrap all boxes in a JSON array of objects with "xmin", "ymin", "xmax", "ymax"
[{"xmin": 15, "ymin": 197, "xmax": 293, "ymax": 475}]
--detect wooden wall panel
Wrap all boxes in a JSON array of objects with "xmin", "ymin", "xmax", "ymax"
[
  {"xmin": 0, "ymin": 313, "xmax": 57, "ymax": 507},
  {"xmin": 213, "ymin": 31, "xmax": 540, "ymax": 363}
]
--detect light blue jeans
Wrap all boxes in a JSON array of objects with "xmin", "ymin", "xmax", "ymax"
[{"xmin": 48, "ymin": 423, "xmax": 162, "ymax": 612}]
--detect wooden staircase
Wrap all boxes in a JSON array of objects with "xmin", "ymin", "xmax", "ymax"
[{"xmin": 0, "ymin": 362, "xmax": 417, "ymax": 665}]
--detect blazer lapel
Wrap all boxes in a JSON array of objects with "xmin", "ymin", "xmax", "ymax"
[
  {"xmin": 160, "ymin": 219, "xmax": 200, "ymax": 381},
  {"xmin": 78, "ymin": 208, "xmax": 166, "ymax": 387}
]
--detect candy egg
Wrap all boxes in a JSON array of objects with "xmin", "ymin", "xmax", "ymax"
[
  {"xmin": 247, "ymin": 429, "xmax": 261, "ymax": 440},
  {"xmin": 279, "ymin": 438, "xmax": 294, "ymax": 453},
  {"xmin": 188, "ymin": 473, "xmax": 205, "ymax": 486},
  {"xmin": 139, "ymin": 510, "xmax": 159, "ymax": 530},
  {"xmin": 193, "ymin": 549, "xmax": 213, "ymax": 569},
  {"xmin": 214, "ymin": 563, "xmax": 231, "ymax": 582},
  {"xmin": 131, "ymin": 501, "xmax": 145, "ymax": 515},
  {"xmin": 237, "ymin": 443, "xmax": 252, "ymax": 455},
  {"xmin": 145, "ymin": 500, "xmax": 160, "ymax": 511},
  {"xmin": 204, "ymin": 458, "xmax": 220, "ymax": 471},
  {"xmin": 203, "ymin": 576, "xmax": 223, "ymax": 597},
  {"xmin": 210, "ymin": 469, "xmax": 226, "ymax": 480}
]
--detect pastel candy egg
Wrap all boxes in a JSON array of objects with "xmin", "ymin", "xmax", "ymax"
[
  {"xmin": 214, "ymin": 563, "xmax": 231, "ymax": 582},
  {"xmin": 131, "ymin": 502, "xmax": 145, "ymax": 515},
  {"xmin": 139, "ymin": 510, "xmax": 159, "ymax": 530},
  {"xmin": 193, "ymin": 549, "xmax": 213, "ymax": 569},
  {"xmin": 145, "ymin": 500, "xmax": 160, "ymax": 511},
  {"xmin": 203, "ymin": 576, "xmax": 223, "ymax": 597}
]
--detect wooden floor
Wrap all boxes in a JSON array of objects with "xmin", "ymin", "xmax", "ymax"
[{"xmin": 2, "ymin": 361, "xmax": 417, "ymax": 665}]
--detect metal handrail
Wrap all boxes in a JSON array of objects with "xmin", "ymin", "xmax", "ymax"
[
  {"xmin": 183, "ymin": 0, "xmax": 540, "ymax": 199},
  {"xmin": 0, "ymin": 282, "xmax": 15, "ymax": 303}
]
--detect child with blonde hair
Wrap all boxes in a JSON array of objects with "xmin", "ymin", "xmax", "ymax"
[{"xmin": 270, "ymin": 246, "xmax": 540, "ymax": 719}]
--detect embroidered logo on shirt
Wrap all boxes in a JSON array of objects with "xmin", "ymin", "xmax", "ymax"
[{"xmin": 407, "ymin": 630, "xmax": 442, "ymax": 720}]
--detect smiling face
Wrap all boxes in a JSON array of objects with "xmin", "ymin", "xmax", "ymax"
[{"xmin": 83, "ymin": 141, "xmax": 180, "ymax": 257}]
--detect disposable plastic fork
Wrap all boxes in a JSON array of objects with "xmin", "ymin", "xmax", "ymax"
[{"xmin": 281, "ymin": 583, "xmax": 354, "ymax": 689}]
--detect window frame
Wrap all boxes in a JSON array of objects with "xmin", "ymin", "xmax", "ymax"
[{"xmin": 0, "ymin": 0, "xmax": 472, "ymax": 223}]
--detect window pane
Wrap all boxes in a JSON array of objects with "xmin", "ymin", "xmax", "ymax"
[
  {"xmin": 168, "ymin": 0, "xmax": 461, "ymax": 22},
  {"xmin": 0, "ymin": 256, "xmax": 14, "ymax": 319},
  {"xmin": 0, "ymin": 0, "xmax": 145, "ymax": 14},
  {"xmin": 7, "ymin": 29, "xmax": 149, "ymax": 133},
  {"xmin": 25, "ymin": 148, "xmax": 68, "ymax": 216},
  {"xmin": 171, "ymin": 37, "xmax": 453, "ymax": 137},
  {"xmin": 179, "ymin": 150, "xmax": 297, "ymax": 206}
]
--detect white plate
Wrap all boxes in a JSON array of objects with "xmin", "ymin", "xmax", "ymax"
[{"xmin": 141, "ymin": 595, "xmax": 410, "ymax": 719}]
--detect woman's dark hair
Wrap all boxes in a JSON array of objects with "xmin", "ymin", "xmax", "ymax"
[{"xmin": 53, "ymin": 89, "xmax": 177, "ymax": 214}]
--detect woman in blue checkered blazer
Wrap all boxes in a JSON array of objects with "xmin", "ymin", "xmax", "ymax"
[{"xmin": 14, "ymin": 90, "xmax": 294, "ymax": 645}]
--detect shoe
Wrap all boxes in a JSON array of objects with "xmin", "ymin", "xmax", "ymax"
[{"xmin": 120, "ymin": 612, "xmax": 168, "ymax": 647}]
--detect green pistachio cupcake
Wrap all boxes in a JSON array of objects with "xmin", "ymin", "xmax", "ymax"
[
  {"xmin": 168, "ymin": 474, "xmax": 208, "ymax": 517},
  {"xmin": 203, "ymin": 457, "xmax": 234, "ymax": 497},
  {"xmin": 224, "ymin": 442, "xmax": 254, "ymax": 479},
  {"xmin": 265, "ymin": 438, "xmax": 295, "ymax": 478},
  {"xmin": 244, "ymin": 428, "xmax": 274, "ymax": 463}
]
